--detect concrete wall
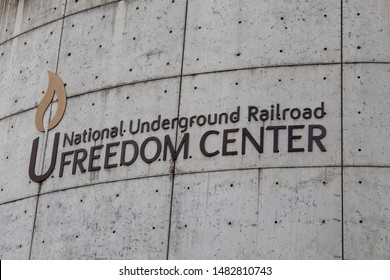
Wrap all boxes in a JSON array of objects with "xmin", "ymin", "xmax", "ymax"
[{"xmin": 0, "ymin": 0, "xmax": 389, "ymax": 259}]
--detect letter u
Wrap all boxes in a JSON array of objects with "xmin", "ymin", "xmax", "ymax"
[{"xmin": 29, "ymin": 133, "xmax": 60, "ymax": 183}]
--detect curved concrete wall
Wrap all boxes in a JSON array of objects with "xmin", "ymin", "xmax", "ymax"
[{"xmin": 0, "ymin": 0, "xmax": 389, "ymax": 259}]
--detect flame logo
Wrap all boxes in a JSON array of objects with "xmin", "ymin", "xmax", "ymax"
[{"xmin": 35, "ymin": 71, "xmax": 67, "ymax": 132}]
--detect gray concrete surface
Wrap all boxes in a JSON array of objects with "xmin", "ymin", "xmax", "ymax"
[{"xmin": 0, "ymin": 0, "xmax": 389, "ymax": 259}]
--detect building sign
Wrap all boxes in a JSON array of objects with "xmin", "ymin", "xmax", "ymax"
[{"xmin": 29, "ymin": 72, "xmax": 327, "ymax": 183}]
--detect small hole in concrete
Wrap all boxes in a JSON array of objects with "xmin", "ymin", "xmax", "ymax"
[
  {"xmin": 279, "ymin": 50, "xmax": 283, "ymax": 53},
  {"xmin": 359, "ymin": 220, "xmax": 363, "ymax": 224},
  {"xmin": 184, "ymin": 224, "xmax": 188, "ymax": 227},
  {"xmin": 166, "ymin": 62, "xmax": 170, "ymax": 65},
  {"xmin": 235, "ymin": 82, "xmax": 239, "ymax": 85},
  {"xmin": 169, "ymin": 30, "xmax": 172, "ymax": 33},
  {"xmin": 50, "ymin": 31, "xmax": 53, "ymax": 35},
  {"xmin": 196, "ymin": 58, "xmax": 199, "ymax": 61},
  {"xmin": 11, "ymin": 125, "xmax": 13, "ymax": 128},
  {"xmin": 198, "ymin": 26, "xmax": 201, "ymax": 29},
  {"xmin": 228, "ymin": 222, "xmax": 232, "ymax": 225},
  {"xmin": 156, "ymin": 190, "xmax": 158, "ymax": 193},
  {"xmin": 75, "ymin": 0, "xmax": 78, "ymax": 3},
  {"xmin": 358, "ymin": 148, "xmax": 361, "ymax": 152},
  {"xmin": 1, "ymin": 53, "xmax": 3, "ymax": 56},
  {"xmin": 236, "ymin": 53, "xmax": 241, "ymax": 56},
  {"xmin": 324, "ymin": 14, "xmax": 327, "ymax": 17},
  {"xmin": 230, "ymin": 184, "xmax": 233, "ymax": 187},
  {"xmin": 136, "ymin": 7, "xmax": 139, "ymax": 10},
  {"xmin": 357, "ymin": 76, "xmax": 361, "ymax": 79},
  {"xmin": 51, "ymin": 175, "xmax": 54, "ymax": 178},
  {"xmin": 280, "ymin": 17, "xmax": 284, "ymax": 20},
  {"xmin": 158, "ymin": 158, "xmax": 161, "ymax": 161},
  {"xmin": 54, "ymin": 7, "xmax": 57, "ymax": 10},
  {"xmin": 189, "ymin": 156, "xmax": 192, "ymax": 159},
  {"xmin": 80, "ymin": 199, "xmax": 83, "ymax": 202},
  {"xmin": 99, "ymin": 45, "xmax": 102, "ymax": 48},
  {"xmin": 323, "ymin": 77, "xmax": 327, "ymax": 80},
  {"xmin": 152, "ymin": 227, "xmax": 155, "ymax": 230},
  {"xmin": 64, "ymin": 83, "xmax": 67, "ymax": 87},
  {"xmin": 0, "ymin": 188, "xmax": 3, "ymax": 191},
  {"xmin": 358, "ymin": 111, "xmax": 361, "ymax": 114},
  {"xmin": 24, "ymin": 210, "xmax": 27, "ymax": 213},
  {"xmin": 278, "ymin": 79, "xmax": 282, "ymax": 82},
  {"xmin": 323, "ymin": 181, "xmax": 326, "ymax": 185},
  {"xmin": 322, "ymin": 220, "xmax": 326, "ymax": 224},
  {"xmin": 324, "ymin": 47, "xmax": 327, "ymax": 51},
  {"xmin": 357, "ymin": 46, "xmax": 361, "ymax": 49},
  {"xmin": 24, "ymin": 42, "xmax": 27, "ymax": 45},
  {"xmin": 95, "ymin": 76, "xmax": 98, "ymax": 79},
  {"xmin": 42, "ymin": 241, "xmax": 45, "ymax": 243},
  {"xmin": 102, "ymin": 15, "xmax": 105, "ymax": 19},
  {"xmin": 47, "ymin": 205, "xmax": 50, "ymax": 208},
  {"xmin": 194, "ymin": 87, "xmax": 197, "ymax": 90},
  {"xmin": 238, "ymin": 21, "xmax": 242, "ymax": 24},
  {"xmin": 20, "ymin": 70, "xmax": 22, "ymax": 74},
  {"xmin": 359, "ymin": 181, "xmax": 362, "ymax": 184},
  {"xmin": 164, "ymin": 90, "xmax": 167, "ymax": 93},
  {"xmin": 72, "ymin": 24, "xmax": 75, "ymax": 27},
  {"xmin": 126, "ymin": 96, "xmax": 129, "ymax": 99},
  {"xmin": 357, "ymin": 13, "xmax": 360, "ymax": 16},
  {"xmin": 274, "ymin": 221, "xmax": 278, "ymax": 224},
  {"xmin": 19, "ymin": 245, "xmax": 22, "ymax": 248},
  {"xmin": 6, "ymin": 156, "xmax": 8, "ymax": 159},
  {"xmin": 133, "ymin": 37, "xmax": 136, "ymax": 40},
  {"xmin": 112, "ymin": 230, "xmax": 116, "ymax": 233},
  {"xmin": 187, "ymin": 187, "xmax": 190, "ymax": 190},
  {"xmin": 116, "ymin": 194, "xmax": 119, "ymax": 197},
  {"xmin": 46, "ymin": 61, "xmax": 49, "ymax": 64},
  {"xmin": 68, "ymin": 53, "xmax": 71, "ymax": 57},
  {"xmin": 129, "ymin": 68, "xmax": 133, "ymax": 72},
  {"xmin": 276, "ymin": 182, "xmax": 279, "ymax": 185},
  {"xmin": 76, "ymin": 235, "xmax": 79, "ymax": 238}
]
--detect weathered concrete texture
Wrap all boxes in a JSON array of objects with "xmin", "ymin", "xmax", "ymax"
[
  {"xmin": 343, "ymin": 64, "xmax": 390, "ymax": 166},
  {"xmin": 175, "ymin": 65, "xmax": 341, "ymax": 173},
  {"xmin": 58, "ymin": 0, "xmax": 185, "ymax": 97},
  {"xmin": 343, "ymin": 0, "xmax": 390, "ymax": 62},
  {"xmin": 169, "ymin": 170, "xmax": 259, "ymax": 259},
  {"xmin": 31, "ymin": 176, "xmax": 172, "ymax": 259},
  {"xmin": 169, "ymin": 168, "xmax": 341, "ymax": 259},
  {"xmin": 0, "ymin": 197, "xmax": 37, "ymax": 259},
  {"xmin": 40, "ymin": 77, "xmax": 179, "ymax": 194},
  {"xmin": 0, "ymin": 21, "xmax": 62, "ymax": 119},
  {"xmin": 65, "ymin": 0, "xmax": 119, "ymax": 16},
  {"xmin": 0, "ymin": 0, "xmax": 65, "ymax": 44},
  {"xmin": 344, "ymin": 167, "xmax": 390, "ymax": 259},
  {"xmin": 257, "ymin": 167, "xmax": 342, "ymax": 259},
  {"xmin": 0, "ymin": 0, "xmax": 18, "ymax": 44},
  {"xmin": 0, "ymin": 110, "xmax": 40, "ymax": 204},
  {"xmin": 183, "ymin": 0, "xmax": 340, "ymax": 75}
]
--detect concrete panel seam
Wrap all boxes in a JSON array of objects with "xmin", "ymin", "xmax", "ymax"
[
  {"xmin": 2, "ymin": 61, "xmax": 389, "ymax": 123},
  {"xmin": 0, "ymin": 194, "xmax": 39, "ymax": 207},
  {"xmin": 0, "ymin": 0, "xmax": 122, "ymax": 47},
  {"xmin": 340, "ymin": 0, "xmax": 345, "ymax": 260},
  {"xmin": 64, "ymin": 0, "xmax": 122, "ymax": 18},
  {"xmin": 0, "ymin": 18, "xmax": 62, "ymax": 47},
  {"xmin": 1, "ymin": 165, "xmax": 385, "ymax": 208},
  {"xmin": 28, "ymin": 0, "xmax": 69, "ymax": 260},
  {"xmin": 166, "ymin": 0, "xmax": 189, "ymax": 260},
  {"xmin": 30, "ymin": 166, "xmax": 346, "ymax": 204},
  {"xmin": 38, "ymin": 174, "xmax": 173, "ymax": 199}
]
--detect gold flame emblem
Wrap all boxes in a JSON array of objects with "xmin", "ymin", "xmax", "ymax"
[{"xmin": 35, "ymin": 71, "xmax": 67, "ymax": 132}]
